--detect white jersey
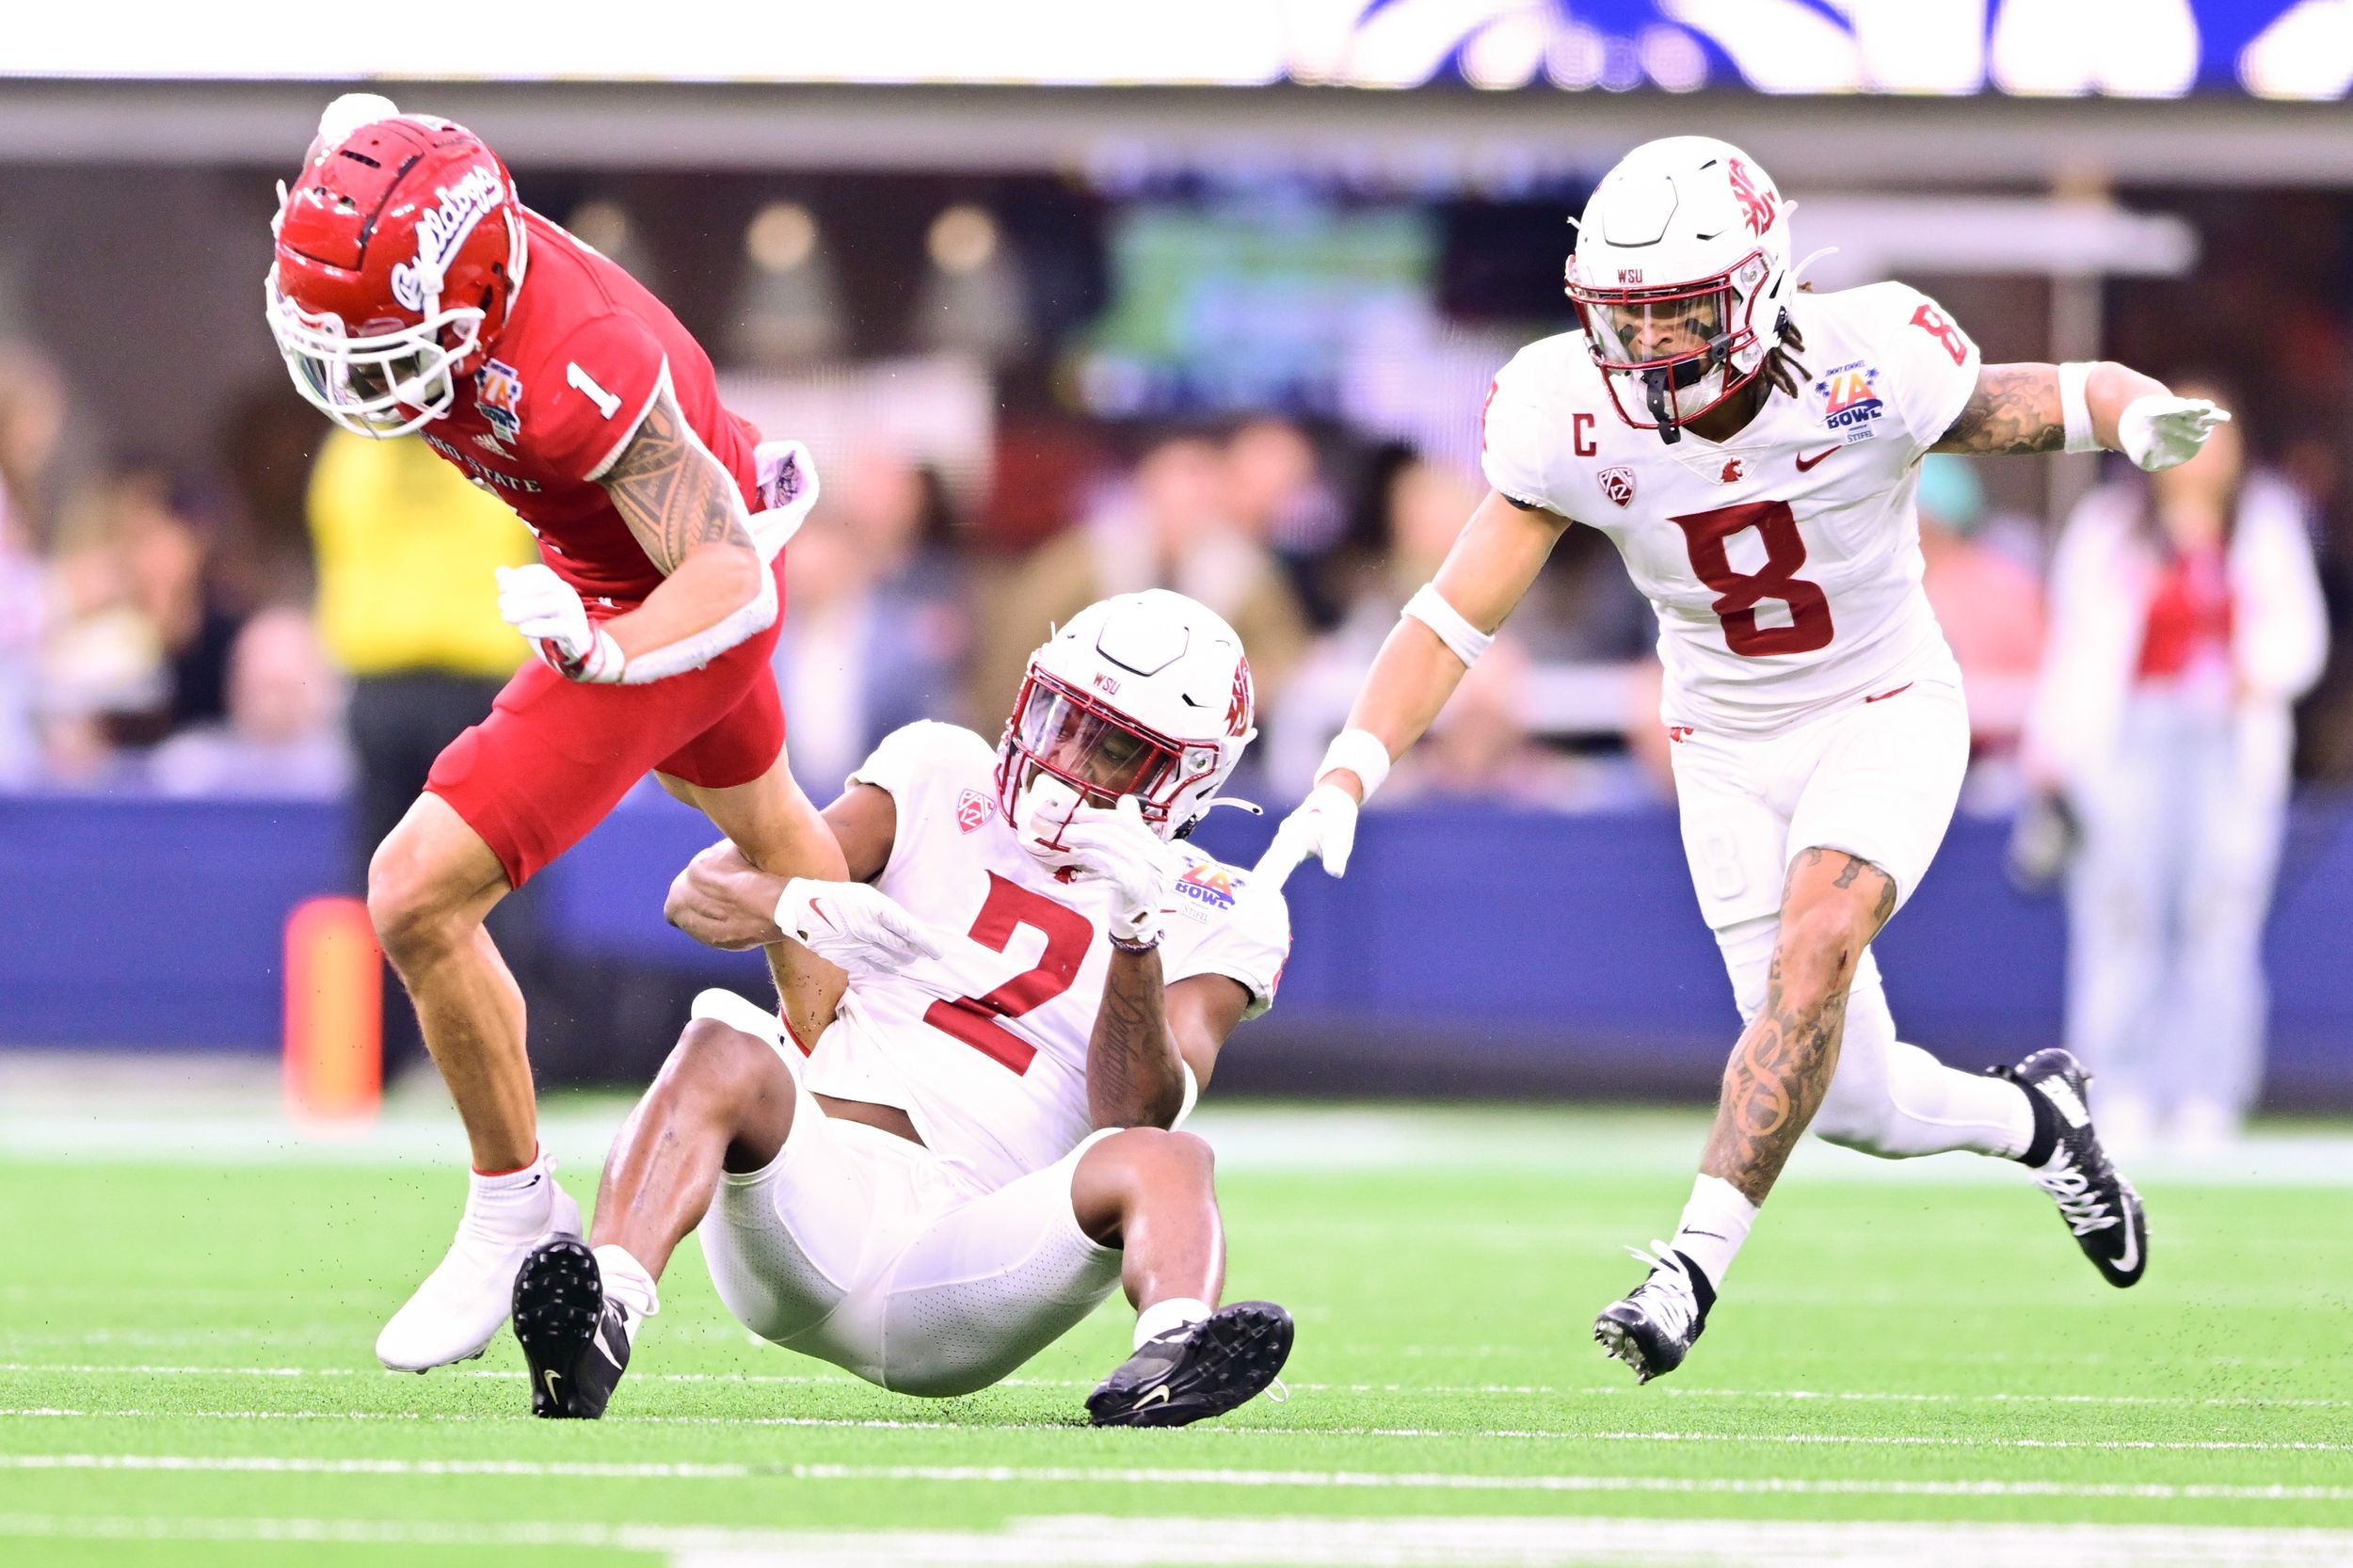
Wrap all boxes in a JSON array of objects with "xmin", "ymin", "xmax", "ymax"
[
  {"xmin": 800, "ymin": 721, "xmax": 1290, "ymax": 1194},
  {"xmin": 1481, "ymin": 281, "xmax": 1981, "ymax": 737}
]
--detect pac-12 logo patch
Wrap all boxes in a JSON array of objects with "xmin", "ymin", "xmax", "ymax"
[
  {"xmin": 955, "ymin": 789, "xmax": 991, "ymax": 834},
  {"xmin": 1599, "ymin": 466, "xmax": 1636, "ymax": 507},
  {"xmin": 475, "ymin": 358, "xmax": 525, "ymax": 444},
  {"xmin": 1174, "ymin": 862, "xmax": 1240, "ymax": 913},
  {"xmin": 1815, "ymin": 360, "xmax": 1885, "ymax": 438}
]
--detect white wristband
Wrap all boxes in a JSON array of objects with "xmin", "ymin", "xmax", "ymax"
[
  {"xmin": 570, "ymin": 626, "xmax": 627, "ymax": 683},
  {"xmin": 1317, "ymin": 727, "xmax": 1391, "ymax": 802},
  {"xmin": 1402, "ymin": 583, "xmax": 1496, "ymax": 669},
  {"xmin": 2057, "ymin": 361, "xmax": 2100, "ymax": 455}
]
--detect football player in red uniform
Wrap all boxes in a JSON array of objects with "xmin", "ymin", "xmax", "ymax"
[{"xmin": 266, "ymin": 95, "xmax": 847, "ymax": 1373}]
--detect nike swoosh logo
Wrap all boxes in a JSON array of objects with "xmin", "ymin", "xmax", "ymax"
[
  {"xmin": 2114, "ymin": 1195, "xmax": 2141, "ymax": 1273},
  {"xmin": 594, "ymin": 1320, "xmax": 626, "ymax": 1371},
  {"xmin": 1864, "ymin": 682, "xmax": 1913, "ymax": 703},
  {"xmin": 541, "ymin": 1368, "xmax": 564, "ymax": 1401},
  {"xmin": 1795, "ymin": 445, "xmax": 1840, "ymax": 472},
  {"xmin": 1135, "ymin": 1384, "xmax": 1174, "ymax": 1409}
]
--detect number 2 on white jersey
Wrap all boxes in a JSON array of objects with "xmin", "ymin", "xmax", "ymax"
[
  {"xmin": 923, "ymin": 873, "xmax": 1092, "ymax": 1073},
  {"xmin": 1672, "ymin": 501, "xmax": 1835, "ymax": 656}
]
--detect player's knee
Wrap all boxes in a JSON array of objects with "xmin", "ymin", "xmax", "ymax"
[
  {"xmin": 1085, "ymin": 1126, "xmax": 1214, "ymax": 1197},
  {"xmin": 659, "ymin": 1017, "xmax": 779, "ymax": 1117},
  {"xmin": 365, "ymin": 836, "xmax": 470, "ymax": 966},
  {"xmin": 1772, "ymin": 905, "xmax": 1871, "ymax": 1000}
]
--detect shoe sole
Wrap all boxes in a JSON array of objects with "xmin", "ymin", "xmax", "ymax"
[
  {"xmin": 511, "ymin": 1237, "xmax": 603, "ymax": 1418},
  {"xmin": 1593, "ymin": 1312, "xmax": 1659, "ymax": 1384},
  {"xmin": 1087, "ymin": 1302, "xmax": 1294, "ymax": 1428}
]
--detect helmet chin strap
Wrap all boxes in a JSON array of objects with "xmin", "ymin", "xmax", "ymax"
[{"xmin": 1642, "ymin": 368, "xmax": 1684, "ymax": 445}]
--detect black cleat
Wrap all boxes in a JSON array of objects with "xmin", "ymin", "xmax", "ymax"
[
  {"xmin": 1995, "ymin": 1048, "xmax": 2148, "ymax": 1288},
  {"xmin": 512, "ymin": 1236, "xmax": 632, "ymax": 1419},
  {"xmin": 1086, "ymin": 1301, "xmax": 1294, "ymax": 1428},
  {"xmin": 1594, "ymin": 1244, "xmax": 1715, "ymax": 1384}
]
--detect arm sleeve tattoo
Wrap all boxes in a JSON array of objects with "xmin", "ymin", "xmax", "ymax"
[
  {"xmin": 600, "ymin": 383, "xmax": 758, "ymax": 574},
  {"xmin": 1933, "ymin": 363, "xmax": 2065, "ymax": 456}
]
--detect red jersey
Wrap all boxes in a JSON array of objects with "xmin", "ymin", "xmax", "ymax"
[{"xmin": 419, "ymin": 209, "xmax": 761, "ymax": 605}]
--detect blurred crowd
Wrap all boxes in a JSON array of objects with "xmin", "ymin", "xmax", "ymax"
[{"xmin": 4, "ymin": 333, "xmax": 2347, "ymax": 823}]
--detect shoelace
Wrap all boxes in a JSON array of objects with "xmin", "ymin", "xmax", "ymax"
[
  {"xmin": 2032, "ymin": 1155, "xmax": 2119, "ymax": 1236},
  {"xmin": 1619, "ymin": 1241, "xmax": 1699, "ymax": 1339}
]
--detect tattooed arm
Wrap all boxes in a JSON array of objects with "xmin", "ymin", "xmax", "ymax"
[
  {"xmin": 1931, "ymin": 361, "xmax": 2171, "ymax": 456},
  {"xmin": 1089, "ymin": 962, "xmax": 1251, "ymax": 1131},
  {"xmin": 593, "ymin": 379, "xmax": 774, "ymax": 680},
  {"xmin": 1698, "ymin": 848, "xmax": 1900, "ymax": 1204}
]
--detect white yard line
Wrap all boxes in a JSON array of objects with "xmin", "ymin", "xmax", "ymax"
[
  {"xmin": 5, "ymin": 1362, "xmax": 2343, "ymax": 1412},
  {"xmin": 0, "ymin": 1409, "xmax": 2341, "ymax": 1452},
  {"xmin": 1, "ymin": 1512, "xmax": 2351, "ymax": 1568},
  {"xmin": 0, "ymin": 1459, "xmax": 2349, "ymax": 1504}
]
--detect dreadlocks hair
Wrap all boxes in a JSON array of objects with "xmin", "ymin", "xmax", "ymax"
[{"xmin": 1759, "ymin": 282, "xmax": 1817, "ymax": 401}]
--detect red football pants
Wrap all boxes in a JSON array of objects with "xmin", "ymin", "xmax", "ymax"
[{"xmin": 425, "ymin": 557, "xmax": 788, "ymax": 888}]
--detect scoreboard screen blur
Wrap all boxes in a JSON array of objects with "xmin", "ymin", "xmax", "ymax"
[{"xmin": 6, "ymin": 2, "xmax": 2346, "ymax": 101}]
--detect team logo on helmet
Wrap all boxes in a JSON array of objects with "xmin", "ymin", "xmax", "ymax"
[
  {"xmin": 1599, "ymin": 466, "xmax": 1636, "ymax": 507},
  {"xmin": 955, "ymin": 788, "xmax": 991, "ymax": 834},
  {"xmin": 1225, "ymin": 656, "xmax": 1254, "ymax": 738},
  {"xmin": 389, "ymin": 166, "xmax": 505, "ymax": 312},
  {"xmin": 1727, "ymin": 158, "xmax": 1777, "ymax": 236}
]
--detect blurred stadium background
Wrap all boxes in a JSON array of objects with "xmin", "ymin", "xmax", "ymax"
[
  {"xmin": 4, "ymin": 1, "xmax": 2349, "ymax": 1125},
  {"xmin": 6, "ymin": 8, "xmax": 2353, "ymax": 1568}
]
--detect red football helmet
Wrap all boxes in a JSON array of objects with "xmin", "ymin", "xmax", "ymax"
[{"xmin": 266, "ymin": 113, "xmax": 527, "ymax": 437}]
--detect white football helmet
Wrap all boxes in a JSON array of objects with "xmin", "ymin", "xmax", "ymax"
[
  {"xmin": 996, "ymin": 588, "xmax": 1257, "ymax": 853},
  {"xmin": 1565, "ymin": 135, "xmax": 1798, "ymax": 442}
]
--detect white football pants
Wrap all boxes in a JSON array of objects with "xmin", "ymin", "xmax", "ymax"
[{"xmin": 1673, "ymin": 681, "xmax": 2026, "ymax": 1160}]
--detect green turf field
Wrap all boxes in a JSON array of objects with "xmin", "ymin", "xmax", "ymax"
[{"xmin": 2, "ymin": 1101, "xmax": 2348, "ymax": 1566}]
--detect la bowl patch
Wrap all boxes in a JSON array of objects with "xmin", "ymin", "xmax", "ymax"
[
  {"xmin": 476, "ymin": 358, "xmax": 525, "ymax": 445},
  {"xmin": 1173, "ymin": 861, "xmax": 1240, "ymax": 919},
  {"xmin": 1815, "ymin": 360, "xmax": 1884, "ymax": 441}
]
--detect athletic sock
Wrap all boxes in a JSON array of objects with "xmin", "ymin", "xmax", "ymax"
[
  {"xmin": 2015, "ymin": 1080, "xmax": 2061, "ymax": 1168},
  {"xmin": 592, "ymin": 1244, "xmax": 662, "ymax": 1342},
  {"xmin": 464, "ymin": 1146, "xmax": 556, "ymax": 1240},
  {"xmin": 1668, "ymin": 1175, "xmax": 1759, "ymax": 1293},
  {"xmin": 1133, "ymin": 1296, "xmax": 1212, "ymax": 1350}
]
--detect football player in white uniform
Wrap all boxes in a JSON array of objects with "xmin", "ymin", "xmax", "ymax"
[
  {"xmin": 509, "ymin": 590, "xmax": 1296, "ymax": 1425},
  {"xmin": 1262, "ymin": 136, "xmax": 2226, "ymax": 1383}
]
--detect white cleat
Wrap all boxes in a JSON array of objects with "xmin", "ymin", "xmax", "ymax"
[{"xmin": 376, "ymin": 1179, "xmax": 582, "ymax": 1372}]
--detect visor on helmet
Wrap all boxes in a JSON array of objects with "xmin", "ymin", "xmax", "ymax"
[{"xmin": 1566, "ymin": 254, "xmax": 1769, "ymax": 438}]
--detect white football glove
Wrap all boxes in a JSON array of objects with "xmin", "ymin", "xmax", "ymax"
[
  {"xmin": 496, "ymin": 563, "xmax": 624, "ymax": 683},
  {"xmin": 1049, "ymin": 795, "xmax": 1181, "ymax": 947},
  {"xmin": 2117, "ymin": 395, "xmax": 2231, "ymax": 473},
  {"xmin": 1256, "ymin": 781, "xmax": 1361, "ymax": 884},
  {"xmin": 774, "ymin": 878, "xmax": 946, "ymax": 977}
]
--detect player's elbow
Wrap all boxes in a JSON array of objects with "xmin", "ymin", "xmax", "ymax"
[
  {"xmin": 691, "ymin": 540, "xmax": 772, "ymax": 625},
  {"xmin": 1092, "ymin": 1071, "xmax": 1187, "ymax": 1132}
]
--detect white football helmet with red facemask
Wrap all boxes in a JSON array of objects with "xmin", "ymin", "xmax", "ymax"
[
  {"xmin": 1565, "ymin": 136, "xmax": 1798, "ymax": 444},
  {"xmin": 996, "ymin": 589, "xmax": 1257, "ymax": 863}
]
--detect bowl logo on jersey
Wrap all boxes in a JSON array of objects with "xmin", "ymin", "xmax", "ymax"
[
  {"xmin": 1599, "ymin": 466, "xmax": 1636, "ymax": 508},
  {"xmin": 1174, "ymin": 861, "xmax": 1240, "ymax": 916},
  {"xmin": 389, "ymin": 166, "xmax": 506, "ymax": 313},
  {"xmin": 955, "ymin": 788, "xmax": 992, "ymax": 835},
  {"xmin": 1815, "ymin": 360, "xmax": 1885, "ymax": 440},
  {"xmin": 474, "ymin": 358, "xmax": 524, "ymax": 446}
]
